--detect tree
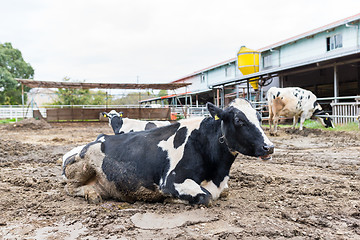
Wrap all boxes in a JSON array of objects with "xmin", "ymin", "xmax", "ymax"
[
  {"xmin": 111, "ymin": 92, "xmax": 157, "ymax": 105},
  {"xmin": 0, "ymin": 42, "xmax": 34, "ymax": 104},
  {"xmin": 53, "ymin": 77, "xmax": 111, "ymax": 105},
  {"xmin": 158, "ymin": 89, "xmax": 168, "ymax": 97}
]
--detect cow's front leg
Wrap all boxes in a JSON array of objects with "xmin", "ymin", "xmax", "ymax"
[
  {"xmin": 64, "ymin": 160, "xmax": 103, "ymax": 203},
  {"xmin": 271, "ymin": 115, "xmax": 280, "ymax": 136},
  {"xmin": 162, "ymin": 177, "xmax": 212, "ymax": 206}
]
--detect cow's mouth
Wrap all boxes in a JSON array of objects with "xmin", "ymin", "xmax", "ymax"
[{"xmin": 260, "ymin": 154, "xmax": 272, "ymax": 161}]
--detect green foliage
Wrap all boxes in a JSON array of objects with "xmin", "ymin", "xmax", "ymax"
[
  {"xmin": 0, "ymin": 118, "xmax": 23, "ymax": 124},
  {"xmin": 53, "ymin": 77, "xmax": 111, "ymax": 105},
  {"xmin": 263, "ymin": 119, "xmax": 359, "ymax": 132},
  {"xmin": 0, "ymin": 42, "xmax": 34, "ymax": 105},
  {"xmin": 158, "ymin": 89, "xmax": 168, "ymax": 97},
  {"xmin": 91, "ymin": 90, "xmax": 112, "ymax": 105},
  {"xmin": 111, "ymin": 92, "xmax": 157, "ymax": 105}
]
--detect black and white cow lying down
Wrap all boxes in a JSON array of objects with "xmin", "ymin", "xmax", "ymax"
[
  {"xmin": 267, "ymin": 87, "xmax": 334, "ymax": 135},
  {"xmin": 102, "ymin": 110, "xmax": 171, "ymax": 134},
  {"xmin": 62, "ymin": 99, "xmax": 274, "ymax": 206}
]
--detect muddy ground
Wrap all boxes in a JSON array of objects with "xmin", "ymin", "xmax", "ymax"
[{"xmin": 1, "ymin": 119, "xmax": 360, "ymax": 239}]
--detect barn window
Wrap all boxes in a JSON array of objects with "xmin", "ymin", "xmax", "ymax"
[
  {"xmin": 225, "ymin": 65, "xmax": 234, "ymax": 77},
  {"xmin": 326, "ymin": 34, "xmax": 343, "ymax": 51},
  {"xmin": 263, "ymin": 55, "xmax": 272, "ymax": 68},
  {"xmin": 201, "ymin": 73, "xmax": 206, "ymax": 83}
]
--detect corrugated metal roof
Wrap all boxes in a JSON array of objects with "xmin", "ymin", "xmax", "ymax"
[
  {"xmin": 258, "ymin": 12, "xmax": 360, "ymax": 52},
  {"xmin": 171, "ymin": 58, "xmax": 236, "ymax": 83},
  {"xmin": 171, "ymin": 13, "xmax": 360, "ymax": 83},
  {"xmin": 16, "ymin": 79, "xmax": 191, "ymax": 90}
]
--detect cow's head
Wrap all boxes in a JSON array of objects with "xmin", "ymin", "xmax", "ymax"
[
  {"xmin": 102, "ymin": 110, "xmax": 124, "ymax": 134},
  {"xmin": 313, "ymin": 102, "xmax": 335, "ymax": 128},
  {"xmin": 207, "ymin": 98, "xmax": 274, "ymax": 160}
]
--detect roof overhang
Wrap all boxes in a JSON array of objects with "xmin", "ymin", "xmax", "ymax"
[
  {"xmin": 16, "ymin": 79, "xmax": 191, "ymax": 90},
  {"xmin": 139, "ymin": 89, "xmax": 213, "ymax": 103},
  {"xmin": 211, "ymin": 48, "xmax": 360, "ymax": 88}
]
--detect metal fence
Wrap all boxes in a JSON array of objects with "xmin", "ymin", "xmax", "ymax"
[
  {"xmin": 0, "ymin": 106, "xmax": 35, "ymax": 120},
  {"xmin": 1, "ymin": 97, "xmax": 360, "ymax": 125},
  {"xmin": 318, "ymin": 96, "xmax": 360, "ymax": 125}
]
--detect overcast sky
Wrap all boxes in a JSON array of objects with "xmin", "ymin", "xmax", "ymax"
[{"xmin": 1, "ymin": 0, "xmax": 360, "ymax": 85}]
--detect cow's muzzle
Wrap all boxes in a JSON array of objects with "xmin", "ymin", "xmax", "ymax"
[{"xmin": 260, "ymin": 145, "xmax": 274, "ymax": 161}]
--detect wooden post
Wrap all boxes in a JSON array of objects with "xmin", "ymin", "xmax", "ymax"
[
  {"xmin": 334, "ymin": 65, "xmax": 339, "ymax": 103},
  {"xmin": 21, "ymin": 84, "xmax": 24, "ymax": 118}
]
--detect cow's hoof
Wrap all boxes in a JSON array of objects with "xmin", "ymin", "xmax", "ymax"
[
  {"xmin": 269, "ymin": 132, "xmax": 279, "ymax": 136},
  {"xmin": 196, "ymin": 194, "xmax": 212, "ymax": 207},
  {"xmin": 85, "ymin": 190, "xmax": 102, "ymax": 204},
  {"xmin": 219, "ymin": 189, "xmax": 229, "ymax": 199}
]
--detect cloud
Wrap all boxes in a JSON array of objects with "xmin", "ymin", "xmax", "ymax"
[{"xmin": 0, "ymin": 0, "xmax": 359, "ymax": 84}]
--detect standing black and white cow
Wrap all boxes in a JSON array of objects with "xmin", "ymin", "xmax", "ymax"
[
  {"xmin": 267, "ymin": 87, "xmax": 334, "ymax": 135},
  {"xmin": 102, "ymin": 110, "xmax": 171, "ymax": 134},
  {"xmin": 63, "ymin": 99, "xmax": 274, "ymax": 206}
]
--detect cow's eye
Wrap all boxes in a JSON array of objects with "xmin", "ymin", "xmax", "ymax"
[{"xmin": 234, "ymin": 117, "xmax": 244, "ymax": 126}]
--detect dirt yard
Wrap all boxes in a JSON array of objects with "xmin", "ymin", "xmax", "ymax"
[{"xmin": 1, "ymin": 119, "xmax": 360, "ymax": 239}]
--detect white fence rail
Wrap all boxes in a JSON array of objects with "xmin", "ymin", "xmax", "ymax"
[
  {"xmin": 1, "ymin": 97, "xmax": 360, "ymax": 126},
  {"xmin": 0, "ymin": 106, "xmax": 34, "ymax": 120},
  {"xmin": 330, "ymin": 102, "xmax": 360, "ymax": 124}
]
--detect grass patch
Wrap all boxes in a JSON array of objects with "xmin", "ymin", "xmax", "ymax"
[
  {"xmin": 263, "ymin": 119, "xmax": 359, "ymax": 132},
  {"xmin": 0, "ymin": 118, "xmax": 23, "ymax": 124}
]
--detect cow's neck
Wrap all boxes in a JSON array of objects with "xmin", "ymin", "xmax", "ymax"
[{"xmin": 198, "ymin": 118, "xmax": 237, "ymax": 165}]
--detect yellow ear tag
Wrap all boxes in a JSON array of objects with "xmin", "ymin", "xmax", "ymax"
[
  {"xmin": 103, "ymin": 114, "xmax": 107, "ymax": 117},
  {"xmin": 120, "ymin": 114, "xmax": 123, "ymax": 117},
  {"xmin": 325, "ymin": 118, "xmax": 328, "ymax": 121},
  {"xmin": 214, "ymin": 115, "xmax": 220, "ymax": 120}
]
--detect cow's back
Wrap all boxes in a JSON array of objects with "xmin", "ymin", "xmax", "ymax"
[
  {"xmin": 100, "ymin": 123, "xmax": 181, "ymax": 192},
  {"xmin": 267, "ymin": 87, "xmax": 318, "ymax": 118}
]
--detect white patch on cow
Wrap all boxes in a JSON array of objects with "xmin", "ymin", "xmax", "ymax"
[
  {"xmin": 174, "ymin": 179, "xmax": 203, "ymax": 197},
  {"xmin": 201, "ymin": 176, "xmax": 229, "ymax": 200},
  {"xmin": 121, "ymin": 118, "xmax": 170, "ymax": 133},
  {"xmin": 158, "ymin": 117, "xmax": 204, "ymax": 186},
  {"xmin": 108, "ymin": 110, "xmax": 120, "ymax": 117},
  {"xmin": 97, "ymin": 136, "xmax": 106, "ymax": 142},
  {"xmin": 62, "ymin": 145, "xmax": 85, "ymax": 168},
  {"xmin": 229, "ymin": 99, "xmax": 273, "ymax": 146}
]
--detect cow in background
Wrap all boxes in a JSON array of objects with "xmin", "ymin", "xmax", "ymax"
[
  {"xmin": 63, "ymin": 99, "xmax": 274, "ymax": 206},
  {"xmin": 102, "ymin": 110, "xmax": 171, "ymax": 134},
  {"xmin": 267, "ymin": 87, "xmax": 334, "ymax": 135}
]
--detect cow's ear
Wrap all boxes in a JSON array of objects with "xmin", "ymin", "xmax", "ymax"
[
  {"xmin": 207, "ymin": 102, "xmax": 224, "ymax": 120},
  {"xmin": 119, "ymin": 112, "xmax": 123, "ymax": 117},
  {"xmin": 102, "ymin": 112, "xmax": 109, "ymax": 118}
]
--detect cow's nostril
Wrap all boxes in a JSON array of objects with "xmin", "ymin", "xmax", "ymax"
[{"xmin": 263, "ymin": 145, "xmax": 274, "ymax": 154}]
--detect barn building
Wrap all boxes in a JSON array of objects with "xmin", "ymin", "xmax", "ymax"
[{"xmin": 142, "ymin": 13, "xmax": 360, "ymax": 122}]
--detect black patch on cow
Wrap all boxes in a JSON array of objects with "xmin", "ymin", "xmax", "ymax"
[
  {"xmin": 110, "ymin": 116, "xmax": 123, "ymax": 135},
  {"xmin": 308, "ymin": 95, "xmax": 310, "ymax": 99},
  {"xmin": 101, "ymin": 142, "xmax": 105, "ymax": 153},
  {"xmin": 173, "ymin": 127, "xmax": 187, "ymax": 149},
  {"xmin": 100, "ymin": 122, "xmax": 181, "ymax": 196},
  {"xmin": 276, "ymin": 91, "xmax": 280, "ymax": 97},
  {"xmin": 323, "ymin": 117, "xmax": 334, "ymax": 128},
  {"xmin": 79, "ymin": 134, "xmax": 106, "ymax": 158},
  {"xmin": 145, "ymin": 122, "xmax": 157, "ymax": 130},
  {"xmin": 313, "ymin": 101, "xmax": 319, "ymax": 109},
  {"xmin": 313, "ymin": 109, "xmax": 322, "ymax": 115},
  {"xmin": 300, "ymin": 96, "xmax": 303, "ymax": 100},
  {"xmin": 272, "ymin": 95, "xmax": 275, "ymax": 99},
  {"xmin": 294, "ymin": 93, "xmax": 298, "ymax": 97}
]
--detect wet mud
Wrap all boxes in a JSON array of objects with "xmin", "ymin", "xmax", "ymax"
[{"xmin": 1, "ymin": 121, "xmax": 360, "ymax": 239}]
